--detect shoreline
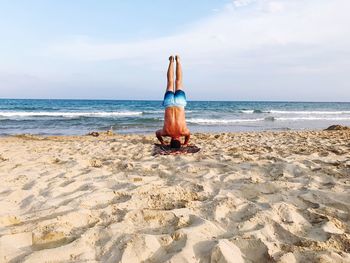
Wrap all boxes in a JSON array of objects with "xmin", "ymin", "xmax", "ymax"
[
  {"xmin": 0, "ymin": 125, "xmax": 347, "ymax": 137},
  {"xmin": 1, "ymin": 129, "xmax": 349, "ymax": 262}
]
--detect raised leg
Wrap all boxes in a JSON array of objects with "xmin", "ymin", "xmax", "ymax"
[
  {"xmin": 175, "ymin": 55, "xmax": 183, "ymax": 91},
  {"xmin": 166, "ymin": 56, "xmax": 174, "ymax": 92}
]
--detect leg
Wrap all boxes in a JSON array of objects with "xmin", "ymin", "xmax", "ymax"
[
  {"xmin": 173, "ymin": 55, "xmax": 187, "ymax": 107},
  {"xmin": 175, "ymin": 55, "xmax": 183, "ymax": 91},
  {"xmin": 166, "ymin": 56, "xmax": 174, "ymax": 92}
]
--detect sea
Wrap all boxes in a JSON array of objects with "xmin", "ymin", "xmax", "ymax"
[{"xmin": 0, "ymin": 99, "xmax": 350, "ymax": 135}]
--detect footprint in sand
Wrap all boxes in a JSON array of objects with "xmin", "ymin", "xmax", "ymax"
[
  {"xmin": 124, "ymin": 209, "xmax": 180, "ymax": 235},
  {"xmin": 230, "ymin": 237, "xmax": 271, "ymax": 263},
  {"xmin": 22, "ymin": 180, "xmax": 36, "ymax": 190},
  {"xmin": 32, "ymin": 231, "xmax": 74, "ymax": 250}
]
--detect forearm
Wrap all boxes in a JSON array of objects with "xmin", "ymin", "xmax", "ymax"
[
  {"xmin": 157, "ymin": 135, "xmax": 165, "ymax": 144},
  {"xmin": 184, "ymin": 134, "xmax": 190, "ymax": 145},
  {"xmin": 156, "ymin": 130, "xmax": 165, "ymax": 144}
]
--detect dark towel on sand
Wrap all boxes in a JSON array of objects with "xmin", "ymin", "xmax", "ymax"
[{"xmin": 153, "ymin": 144, "xmax": 200, "ymax": 155}]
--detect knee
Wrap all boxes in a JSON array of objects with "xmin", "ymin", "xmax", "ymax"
[{"xmin": 175, "ymin": 80, "xmax": 182, "ymax": 87}]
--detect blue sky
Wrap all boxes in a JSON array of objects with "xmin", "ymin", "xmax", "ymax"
[{"xmin": 0, "ymin": 0, "xmax": 349, "ymax": 101}]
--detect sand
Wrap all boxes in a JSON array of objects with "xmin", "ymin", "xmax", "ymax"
[{"xmin": 0, "ymin": 130, "xmax": 349, "ymax": 263}]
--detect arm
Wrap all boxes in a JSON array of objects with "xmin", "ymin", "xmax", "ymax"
[
  {"xmin": 183, "ymin": 130, "xmax": 190, "ymax": 145},
  {"xmin": 156, "ymin": 129, "xmax": 166, "ymax": 145}
]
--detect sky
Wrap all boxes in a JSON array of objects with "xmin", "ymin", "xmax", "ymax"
[{"xmin": 0, "ymin": 0, "xmax": 349, "ymax": 101}]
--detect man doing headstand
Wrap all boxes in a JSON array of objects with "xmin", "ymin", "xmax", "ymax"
[{"xmin": 156, "ymin": 55, "xmax": 190, "ymax": 148}]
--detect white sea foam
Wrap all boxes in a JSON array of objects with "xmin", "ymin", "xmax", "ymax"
[
  {"xmin": 187, "ymin": 116, "xmax": 350, "ymax": 125},
  {"xmin": 0, "ymin": 111, "xmax": 143, "ymax": 118},
  {"xmin": 142, "ymin": 110, "xmax": 164, "ymax": 114},
  {"xmin": 241, "ymin": 110, "xmax": 350, "ymax": 115},
  {"xmin": 187, "ymin": 118, "xmax": 265, "ymax": 124},
  {"xmin": 240, "ymin": 110, "xmax": 268, "ymax": 114},
  {"xmin": 270, "ymin": 110, "xmax": 350, "ymax": 115},
  {"xmin": 240, "ymin": 110, "xmax": 254, "ymax": 114},
  {"xmin": 276, "ymin": 117, "xmax": 350, "ymax": 121}
]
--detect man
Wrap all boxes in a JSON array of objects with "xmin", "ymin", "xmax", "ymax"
[{"xmin": 156, "ymin": 55, "xmax": 190, "ymax": 148}]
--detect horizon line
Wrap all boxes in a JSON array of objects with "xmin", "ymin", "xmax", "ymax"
[{"xmin": 0, "ymin": 98, "xmax": 350, "ymax": 103}]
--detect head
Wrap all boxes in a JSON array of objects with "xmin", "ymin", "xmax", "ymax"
[{"xmin": 170, "ymin": 138, "xmax": 181, "ymax": 149}]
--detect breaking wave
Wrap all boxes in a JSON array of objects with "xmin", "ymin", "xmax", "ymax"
[
  {"xmin": 187, "ymin": 116, "xmax": 350, "ymax": 125},
  {"xmin": 0, "ymin": 111, "xmax": 143, "ymax": 118}
]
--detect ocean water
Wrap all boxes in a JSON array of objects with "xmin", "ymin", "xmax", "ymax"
[{"xmin": 0, "ymin": 99, "xmax": 350, "ymax": 135}]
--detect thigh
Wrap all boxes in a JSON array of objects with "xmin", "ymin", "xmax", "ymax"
[
  {"xmin": 174, "ymin": 90, "xmax": 187, "ymax": 107},
  {"xmin": 162, "ymin": 91, "xmax": 175, "ymax": 107}
]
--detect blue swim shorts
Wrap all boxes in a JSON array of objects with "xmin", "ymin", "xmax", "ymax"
[{"xmin": 162, "ymin": 90, "xmax": 187, "ymax": 108}]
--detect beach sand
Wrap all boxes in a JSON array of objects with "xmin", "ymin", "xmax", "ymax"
[{"xmin": 0, "ymin": 130, "xmax": 349, "ymax": 262}]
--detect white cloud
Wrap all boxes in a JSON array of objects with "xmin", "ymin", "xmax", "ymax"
[
  {"xmin": 233, "ymin": 0, "xmax": 256, "ymax": 8},
  {"xmin": 265, "ymin": 1, "xmax": 285, "ymax": 13},
  {"xmin": 47, "ymin": 0, "xmax": 350, "ymax": 66},
  {"xmin": 36, "ymin": 0, "xmax": 350, "ymax": 100}
]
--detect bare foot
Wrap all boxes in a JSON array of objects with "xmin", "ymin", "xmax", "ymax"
[
  {"xmin": 169, "ymin": 55, "xmax": 174, "ymax": 62},
  {"xmin": 175, "ymin": 55, "xmax": 180, "ymax": 62}
]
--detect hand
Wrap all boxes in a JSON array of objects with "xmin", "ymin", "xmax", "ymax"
[{"xmin": 169, "ymin": 55, "xmax": 174, "ymax": 62}]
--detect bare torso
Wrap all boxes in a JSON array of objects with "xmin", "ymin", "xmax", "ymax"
[
  {"xmin": 156, "ymin": 55, "xmax": 190, "ymax": 145},
  {"xmin": 162, "ymin": 106, "xmax": 189, "ymax": 137}
]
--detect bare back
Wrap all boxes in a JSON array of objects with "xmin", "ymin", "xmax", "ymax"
[{"xmin": 162, "ymin": 106, "xmax": 189, "ymax": 137}]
